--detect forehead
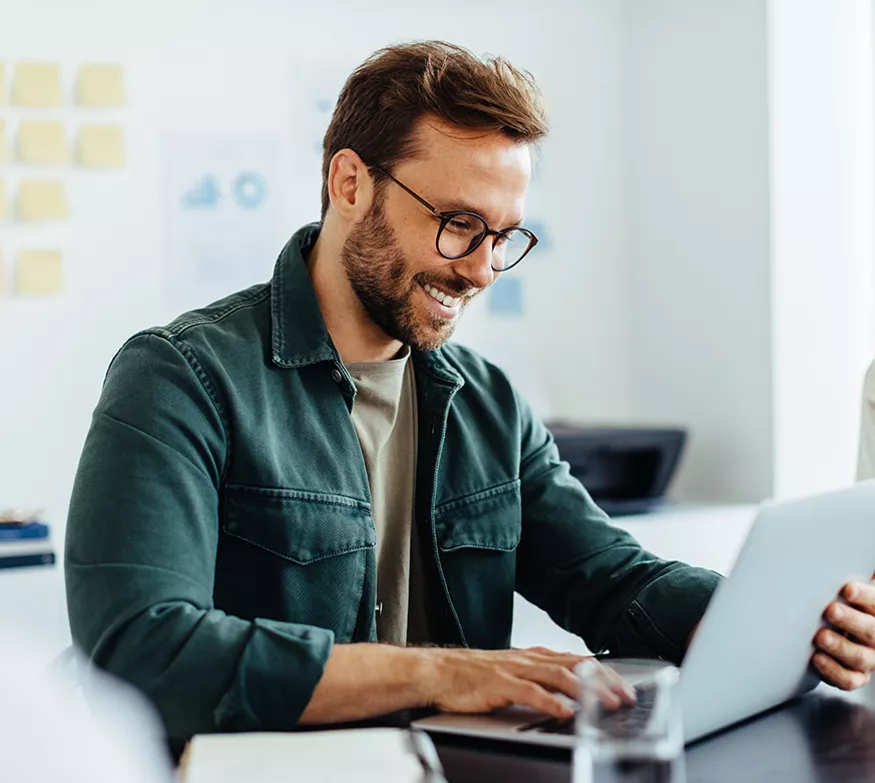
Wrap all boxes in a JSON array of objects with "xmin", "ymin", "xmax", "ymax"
[{"xmin": 398, "ymin": 116, "xmax": 532, "ymax": 216}]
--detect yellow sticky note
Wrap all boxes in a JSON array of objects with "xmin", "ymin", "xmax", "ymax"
[
  {"xmin": 0, "ymin": 178, "xmax": 7, "ymax": 221},
  {"xmin": 15, "ymin": 250, "xmax": 64, "ymax": 296},
  {"xmin": 13, "ymin": 62, "xmax": 62, "ymax": 107},
  {"xmin": 0, "ymin": 120, "xmax": 7, "ymax": 164},
  {"xmin": 18, "ymin": 180, "xmax": 69, "ymax": 221},
  {"xmin": 76, "ymin": 64, "xmax": 124, "ymax": 107},
  {"xmin": 18, "ymin": 121, "xmax": 70, "ymax": 165},
  {"xmin": 0, "ymin": 62, "xmax": 7, "ymax": 105},
  {"xmin": 77, "ymin": 124, "xmax": 125, "ymax": 168}
]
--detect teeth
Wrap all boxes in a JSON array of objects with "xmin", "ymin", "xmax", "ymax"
[{"xmin": 425, "ymin": 285, "xmax": 461, "ymax": 309}]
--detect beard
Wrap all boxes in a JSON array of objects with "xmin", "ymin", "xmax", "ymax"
[{"xmin": 340, "ymin": 197, "xmax": 470, "ymax": 351}]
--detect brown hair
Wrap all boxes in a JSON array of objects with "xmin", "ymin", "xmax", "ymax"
[{"xmin": 320, "ymin": 41, "xmax": 548, "ymax": 219}]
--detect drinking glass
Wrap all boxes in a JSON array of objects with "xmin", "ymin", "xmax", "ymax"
[{"xmin": 573, "ymin": 658, "xmax": 685, "ymax": 783}]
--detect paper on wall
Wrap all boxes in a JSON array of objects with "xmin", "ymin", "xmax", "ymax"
[
  {"xmin": 163, "ymin": 134, "xmax": 280, "ymax": 306},
  {"xmin": 0, "ymin": 120, "xmax": 7, "ymax": 164},
  {"xmin": 12, "ymin": 62, "xmax": 62, "ymax": 107},
  {"xmin": 17, "ymin": 121, "xmax": 70, "ymax": 165},
  {"xmin": 18, "ymin": 180, "xmax": 69, "ymax": 221},
  {"xmin": 77, "ymin": 124, "xmax": 125, "ymax": 168},
  {"xmin": 15, "ymin": 250, "xmax": 64, "ymax": 296},
  {"xmin": 76, "ymin": 63, "xmax": 125, "ymax": 107},
  {"xmin": 0, "ymin": 177, "xmax": 7, "ymax": 222}
]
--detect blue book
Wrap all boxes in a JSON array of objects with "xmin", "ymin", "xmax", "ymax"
[
  {"xmin": 0, "ymin": 522, "xmax": 50, "ymax": 541},
  {"xmin": 0, "ymin": 552, "xmax": 55, "ymax": 569}
]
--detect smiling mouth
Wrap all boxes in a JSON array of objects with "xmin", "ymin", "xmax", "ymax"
[{"xmin": 422, "ymin": 283, "xmax": 464, "ymax": 309}]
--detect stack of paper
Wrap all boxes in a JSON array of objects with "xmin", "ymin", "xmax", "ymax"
[{"xmin": 181, "ymin": 728, "xmax": 444, "ymax": 783}]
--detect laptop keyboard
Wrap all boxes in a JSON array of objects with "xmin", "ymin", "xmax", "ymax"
[{"xmin": 518, "ymin": 683, "xmax": 657, "ymax": 738}]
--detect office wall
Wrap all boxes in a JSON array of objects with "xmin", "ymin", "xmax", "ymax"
[
  {"xmin": 623, "ymin": 0, "xmax": 775, "ymax": 502},
  {"xmin": 0, "ymin": 0, "xmax": 633, "ymax": 543},
  {"xmin": 768, "ymin": 0, "xmax": 875, "ymax": 499}
]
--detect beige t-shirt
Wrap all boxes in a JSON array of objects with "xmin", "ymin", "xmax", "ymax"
[{"xmin": 345, "ymin": 352, "xmax": 419, "ymax": 644}]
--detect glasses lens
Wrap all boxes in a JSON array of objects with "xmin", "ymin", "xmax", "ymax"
[
  {"xmin": 492, "ymin": 228, "xmax": 533, "ymax": 271},
  {"xmin": 438, "ymin": 213, "xmax": 488, "ymax": 259}
]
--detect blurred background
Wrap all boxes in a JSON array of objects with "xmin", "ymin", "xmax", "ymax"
[{"xmin": 1, "ymin": 0, "xmax": 874, "ymax": 650}]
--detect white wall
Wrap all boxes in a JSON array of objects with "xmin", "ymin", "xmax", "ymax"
[
  {"xmin": 623, "ymin": 0, "xmax": 775, "ymax": 502},
  {"xmin": 0, "ymin": 0, "xmax": 633, "ymax": 545},
  {"xmin": 768, "ymin": 0, "xmax": 875, "ymax": 499}
]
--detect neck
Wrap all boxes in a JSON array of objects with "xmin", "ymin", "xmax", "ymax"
[{"xmin": 307, "ymin": 225, "xmax": 404, "ymax": 363}]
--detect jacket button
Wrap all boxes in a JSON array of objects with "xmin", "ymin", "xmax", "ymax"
[
  {"xmin": 331, "ymin": 368, "xmax": 343, "ymax": 384},
  {"xmin": 375, "ymin": 601, "xmax": 383, "ymax": 618}
]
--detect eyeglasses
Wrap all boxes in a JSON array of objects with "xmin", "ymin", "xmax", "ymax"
[{"xmin": 367, "ymin": 163, "xmax": 538, "ymax": 272}]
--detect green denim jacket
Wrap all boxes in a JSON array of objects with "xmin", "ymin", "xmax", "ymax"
[{"xmin": 65, "ymin": 224, "xmax": 720, "ymax": 742}]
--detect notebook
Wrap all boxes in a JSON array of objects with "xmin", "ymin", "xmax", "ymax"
[{"xmin": 179, "ymin": 728, "xmax": 444, "ymax": 783}]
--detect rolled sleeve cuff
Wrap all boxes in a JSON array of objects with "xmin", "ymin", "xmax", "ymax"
[
  {"xmin": 213, "ymin": 619, "xmax": 334, "ymax": 731},
  {"xmin": 614, "ymin": 567, "xmax": 723, "ymax": 664}
]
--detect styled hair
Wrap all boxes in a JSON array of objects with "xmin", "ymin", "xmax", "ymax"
[{"xmin": 320, "ymin": 41, "xmax": 548, "ymax": 219}]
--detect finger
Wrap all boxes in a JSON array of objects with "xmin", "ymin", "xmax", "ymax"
[
  {"xmin": 507, "ymin": 661, "xmax": 583, "ymax": 702},
  {"xmin": 812, "ymin": 652, "xmax": 872, "ymax": 691},
  {"xmin": 841, "ymin": 582, "xmax": 875, "ymax": 612},
  {"xmin": 599, "ymin": 666, "xmax": 637, "ymax": 706},
  {"xmin": 824, "ymin": 602, "xmax": 875, "ymax": 648},
  {"xmin": 814, "ymin": 628, "xmax": 875, "ymax": 674},
  {"xmin": 574, "ymin": 659, "xmax": 636, "ymax": 708},
  {"xmin": 509, "ymin": 679, "xmax": 576, "ymax": 719}
]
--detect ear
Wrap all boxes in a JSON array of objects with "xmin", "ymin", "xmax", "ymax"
[{"xmin": 326, "ymin": 149, "xmax": 374, "ymax": 223}]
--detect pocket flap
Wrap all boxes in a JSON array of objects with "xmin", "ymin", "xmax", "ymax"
[
  {"xmin": 222, "ymin": 485, "xmax": 375, "ymax": 565},
  {"xmin": 434, "ymin": 480, "xmax": 522, "ymax": 552}
]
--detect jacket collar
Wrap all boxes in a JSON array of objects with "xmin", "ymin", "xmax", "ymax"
[{"xmin": 270, "ymin": 222, "xmax": 463, "ymax": 387}]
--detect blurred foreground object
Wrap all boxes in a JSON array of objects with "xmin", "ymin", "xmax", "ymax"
[
  {"xmin": 0, "ymin": 636, "xmax": 172, "ymax": 782},
  {"xmin": 858, "ymin": 361, "xmax": 875, "ymax": 481}
]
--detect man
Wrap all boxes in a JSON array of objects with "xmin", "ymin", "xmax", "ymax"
[{"xmin": 66, "ymin": 41, "xmax": 875, "ymax": 743}]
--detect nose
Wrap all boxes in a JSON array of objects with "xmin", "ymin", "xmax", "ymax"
[{"xmin": 450, "ymin": 239, "xmax": 495, "ymax": 291}]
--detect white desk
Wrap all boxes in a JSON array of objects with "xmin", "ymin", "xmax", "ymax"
[{"xmin": 0, "ymin": 563, "xmax": 70, "ymax": 664}]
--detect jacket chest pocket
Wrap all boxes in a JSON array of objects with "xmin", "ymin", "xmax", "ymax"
[
  {"xmin": 434, "ymin": 480, "xmax": 521, "ymax": 649},
  {"xmin": 215, "ymin": 485, "xmax": 376, "ymax": 641}
]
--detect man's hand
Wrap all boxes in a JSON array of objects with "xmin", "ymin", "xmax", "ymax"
[
  {"xmin": 423, "ymin": 646, "xmax": 635, "ymax": 719},
  {"xmin": 812, "ymin": 580, "xmax": 875, "ymax": 690},
  {"xmin": 299, "ymin": 643, "xmax": 634, "ymax": 725}
]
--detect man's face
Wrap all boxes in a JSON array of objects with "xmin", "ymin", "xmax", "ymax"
[{"xmin": 341, "ymin": 118, "xmax": 532, "ymax": 351}]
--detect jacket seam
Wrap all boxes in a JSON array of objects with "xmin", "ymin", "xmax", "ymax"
[
  {"xmin": 225, "ymin": 483, "xmax": 371, "ymax": 510},
  {"xmin": 169, "ymin": 288, "xmax": 271, "ymax": 335},
  {"xmin": 223, "ymin": 527, "xmax": 375, "ymax": 565},
  {"xmin": 168, "ymin": 336, "xmax": 232, "ymax": 482},
  {"xmin": 627, "ymin": 598, "xmax": 682, "ymax": 660},
  {"xmin": 435, "ymin": 478, "xmax": 521, "ymax": 513}
]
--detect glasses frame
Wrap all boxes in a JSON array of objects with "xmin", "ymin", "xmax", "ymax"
[{"xmin": 367, "ymin": 163, "xmax": 538, "ymax": 272}]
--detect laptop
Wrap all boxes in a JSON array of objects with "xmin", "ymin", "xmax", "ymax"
[{"xmin": 414, "ymin": 480, "xmax": 875, "ymax": 747}]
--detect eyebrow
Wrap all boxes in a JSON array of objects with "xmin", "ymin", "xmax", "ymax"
[{"xmin": 434, "ymin": 199, "xmax": 526, "ymax": 228}]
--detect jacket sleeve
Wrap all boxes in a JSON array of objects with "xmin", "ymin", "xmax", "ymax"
[
  {"xmin": 65, "ymin": 333, "xmax": 333, "ymax": 741},
  {"xmin": 514, "ymin": 393, "xmax": 722, "ymax": 664}
]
